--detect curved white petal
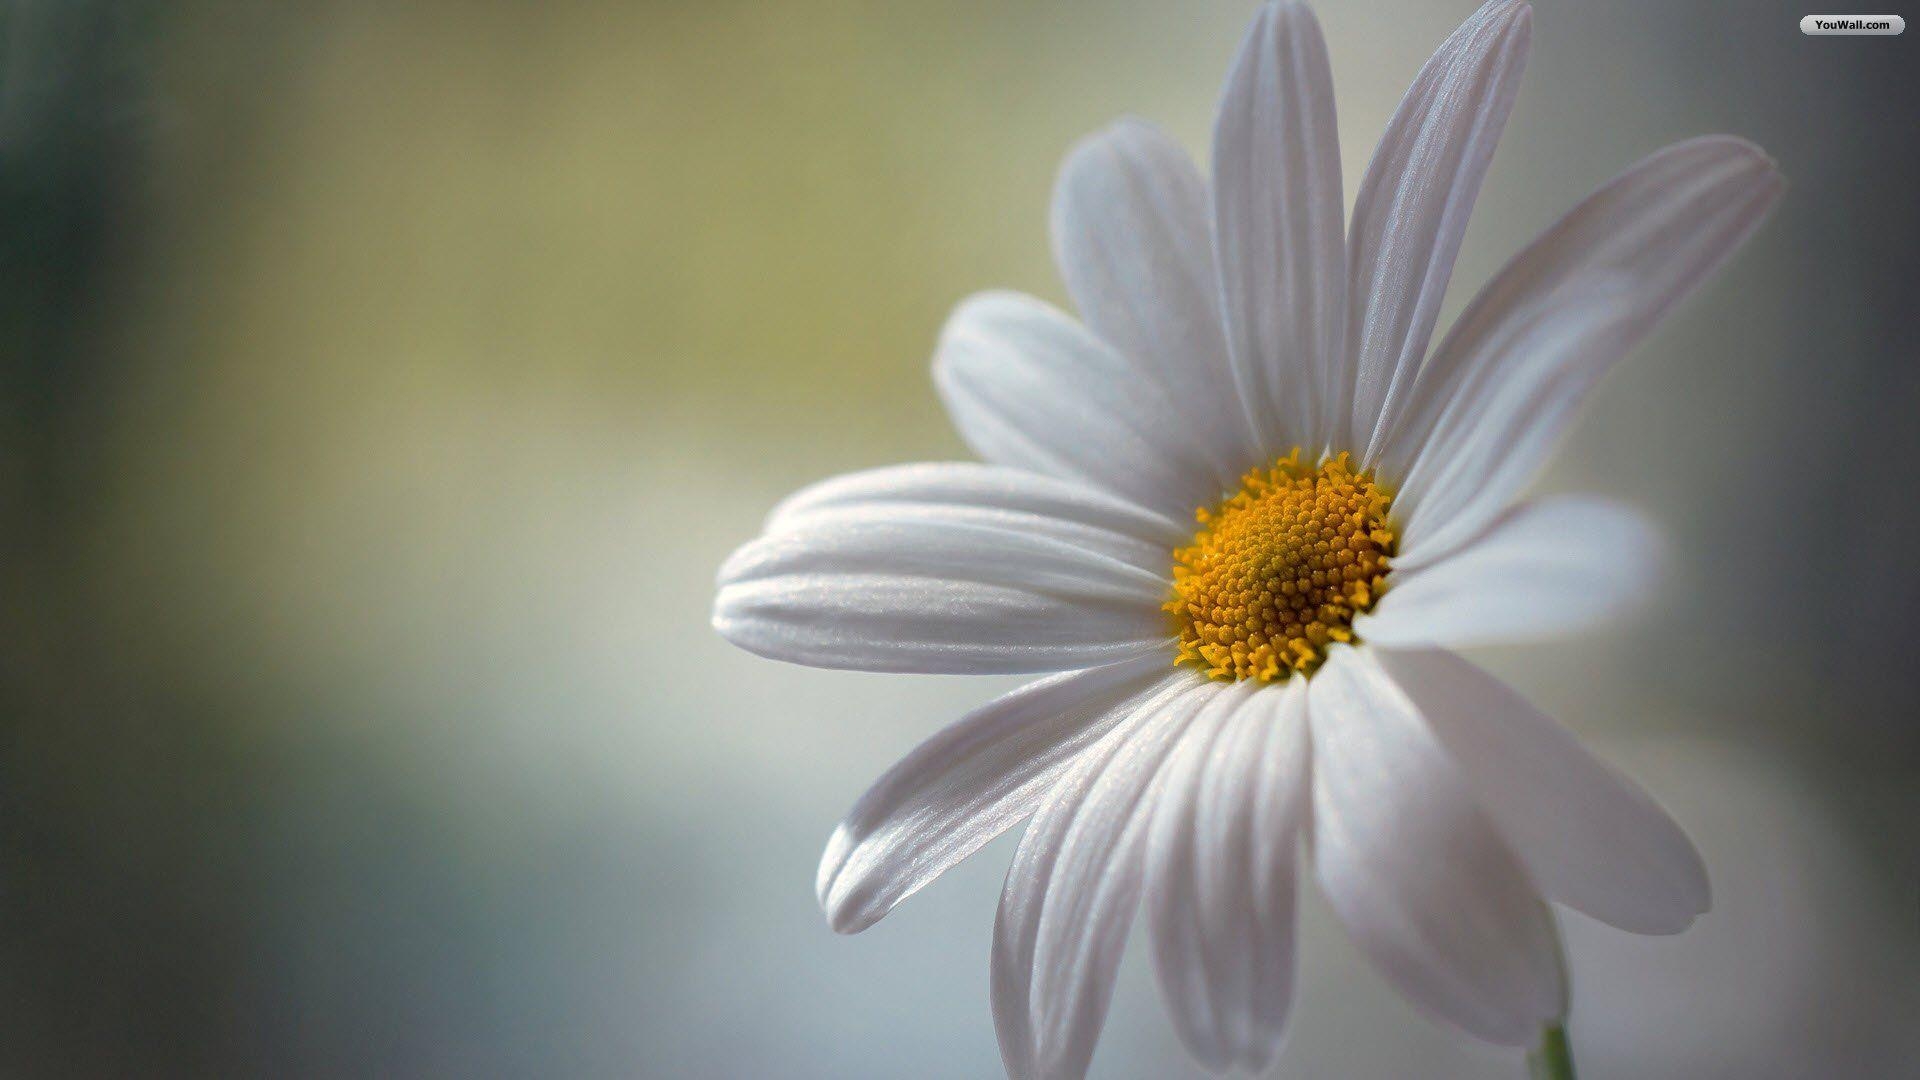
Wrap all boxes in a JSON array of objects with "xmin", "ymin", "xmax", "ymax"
[
  {"xmin": 1147, "ymin": 676, "xmax": 1309, "ymax": 1072},
  {"xmin": 713, "ymin": 503, "xmax": 1170, "ymax": 674},
  {"xmin": 1382, "ymin": 136, "xmax": 1784, "ymax": 557},
  {"xmin": 763, "ymin": 467, "xmax": 1177, "ymax": 578},
  {"xmin": 1147, "ymin": 683, "xmax": 1258, "ymax": 1073},
  {"xmin": 817, "ymin": 654, "xmax": 1177, "ymax": 934},
  {"xmin": 1345, "ymin": 0, "xmax": 1531, "ymax": 462},
  {"xmin": 1053, "ymin": 120, "xmax": 1254, "ymax": 489},
  {"xmin": 1357, "ymin": 496, "xmax": 1662, "ymax": 650},
  {"xmin": 934, "ymin": 290, "xmax": 1226, "ymax": 517},
  {"xmin": 993, "ymin": 675, "xmax": 1215, "ymax": 1080},
  {"xmin": 767, "ymin": 462, "xmax": 1189, "ymax": 551},
  {"xmin": 1377, "ymin": 648, "xmax": 1709, "ymax": 934},
  {"xmin": 1212, "ymin": 0, "xmax": 1346, "ymax": 458},
  {"xmin": 1309, "ymin": 647, "xmax": 1566, "ymax": 1046}
]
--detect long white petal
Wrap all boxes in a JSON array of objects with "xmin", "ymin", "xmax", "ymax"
[
  {"xmin": 1345, "ymin": 0, "xmax": 1530, "ymax": 461},
  {"xmin": 934, "ymin": 290, "xmax": 1226, "ymax": 518},
  {"xmin": 1212, "ymin": 0, "xmax": 1346, "ymax": 457},
  {"xmin": 712, "ymin": 503, "xmax": 1170, "ymax": 674},
  {"xmin": 818, "ymin": 654, "xmax": 1176, "ymax": 934},
  {"xmin": 1382, "ymin": 136, "xmax": 1784, "ymax": 557},
  {"xmin": 1146, "ymin": 682, "xmax": 1254, "ymax": 1072},
  {"xmin": 1053, "ymin": 120, "xmax": 1254, "ymax": 490},
  {"xmin": 1147, "ymin": 676, "xmax": 1309, "ymax": 1072},
  {"xmin": 763, "ymin": 470, "xmax": 1177, "ymax": 578},
  {"xmin": 1378, "ymin": 648, "xmax": 1709, "ymax": 934},
  {"xmin": 1309, "ymin": 647, "xmax": 1566, "ymax": 1046},
  {"xmin": 993, "ymin": 675, "xmax": 1214, "ymax": 1080},
  {"xmin": 1356, "ymin": 496, "xmax": 1661, "ymax": 650},
  {"xmin": 767, "ymin": 462, "xmax": 1189, "ymax": 551}
]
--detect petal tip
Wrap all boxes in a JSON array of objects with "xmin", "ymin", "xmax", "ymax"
[
  {"xmin": 819, "ymin": 872, "xmax": 885, "ymax": 935},
  {"xmin": 1687, "ymin": 133, "xmax": 1789, "ymax": 194},
  {"xmin": 824, "ymin": 905, "xmax": 875, "ymax": 936},
  {"xmin": 1267, "ymin": 0, "xmax": 1327, "ymax": 43},
  {"xmin": 708, "ymin": 591, "xmax": 745, "ymax": 641}
]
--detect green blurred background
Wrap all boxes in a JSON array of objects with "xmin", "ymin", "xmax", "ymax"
[{"xmin": 4, "ymin": 1, "xmax": 1916, "ymax": 1075}]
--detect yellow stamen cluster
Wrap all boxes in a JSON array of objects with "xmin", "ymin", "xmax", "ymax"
[{"xmin": 1167, "ymin": 450, "xmax": 1395, "ymax": 681}]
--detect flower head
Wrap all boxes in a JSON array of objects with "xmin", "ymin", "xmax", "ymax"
[
  {"xmin": 713, "ymin": 0, "xmax": 1781, "ymax": 1075},
  {"xmin": 1168, "ymin": 450, "xmax": 1395, "ymax": 680}
]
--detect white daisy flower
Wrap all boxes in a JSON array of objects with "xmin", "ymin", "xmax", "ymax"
[{"xmin": 712, "ymin": 0, "xmax": 1781, "ymax": 1075}]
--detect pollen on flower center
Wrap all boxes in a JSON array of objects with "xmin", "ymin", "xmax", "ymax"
[{"xmin": 1166, "ymin": 450, "xmax": 1395, "ymax": 682}]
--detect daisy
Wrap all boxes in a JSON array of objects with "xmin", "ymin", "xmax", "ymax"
[{"xmin": 712, "ymin": 0, "xmax": 1781, "ymax": 1075}]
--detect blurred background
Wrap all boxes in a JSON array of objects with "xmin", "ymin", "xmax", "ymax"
[{"xmin": 3, "ymin": 0, "xmax": 1916, "ymax": 1075}]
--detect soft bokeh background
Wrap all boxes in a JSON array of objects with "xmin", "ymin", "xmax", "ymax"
[{"xmin": 4, "ymin": 0, "xmax": 1917, "ymax": 1075}]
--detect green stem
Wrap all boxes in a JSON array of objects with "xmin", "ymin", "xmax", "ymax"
[{"xmin": 1526, "ymin": 1024, "xmax": 1577, "ymax": 1080}]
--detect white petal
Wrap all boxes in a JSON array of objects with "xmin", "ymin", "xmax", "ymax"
[
  {"xmin": 1212, "ymin": 0, "xmax": 1347, "ymax": 458},
  {"xmin": 934, "ymin": 290, "xmax": 1227, "ymax": 517},
  {"xmin": 1053, "ymin": 120, "xmax": 1254, "ymax": 489},
  {"xmin": 1376, "ymin": 136, "xmax": 1784, "ymax": 557},
  {"xmin": 766, "ymin": 461, "xmax": 1189, "ymax": 550},
  {"xmin": 1309, "ymin": 647, "xmax": 1566, "ymax": 1046},
  {"xmin": 1357, "ymin": 496, "xmax": 1662, "ymax": 650},
  {"xmin": 763, "ymin": 466, "xmax": 1178, "ymax": 577},
  {"xmin": 712, "ymin": 503, "xmax": 1170, "ymax": 674},
  {"xmin": 1376, "ymin": 649, "xmax": 1708, "ymax": 934},
  {"xmin": 1345, "ymin": 0, "xmax": 1531, "ymax": 462},
  {"xmin": 1147, "ymin": 676, "xmax": 1309, "ymax": 1072},
  {"xmin": 818, "ymin": 654, "xmax": 1175, "ymax": 934},
  {"xmin": 1146, "ymin": 684, "xmax": 1255, "ymax": 1072},
  {"xmin": 993, "ymin": 675, "xmax": 1214, "ymax": 1079}
]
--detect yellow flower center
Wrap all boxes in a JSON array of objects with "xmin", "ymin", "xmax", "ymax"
[{"xmin": 1167, "ymin": 450, "xmax": 1395, "ymax": 681}]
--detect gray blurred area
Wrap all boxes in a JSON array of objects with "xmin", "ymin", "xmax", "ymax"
[{"xmin": 3, "ymin": 0, "xmax": 1917, "ymax": 1075}]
